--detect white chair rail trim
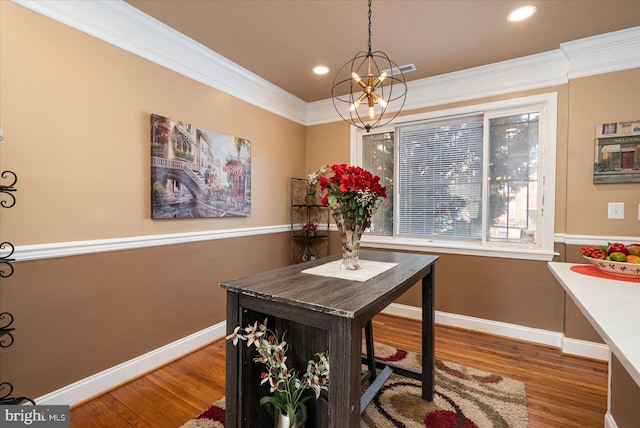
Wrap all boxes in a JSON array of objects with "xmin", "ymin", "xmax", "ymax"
[
  {"xmin": 12, "ymin": 225, "xmax": 290, "ymax": 262},
  {"xmin": 12, "ymin": 230, "xmax": 640, "ymax": 262}
]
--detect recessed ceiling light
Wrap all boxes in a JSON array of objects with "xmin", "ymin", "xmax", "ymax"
[
  {"xmin": 313, "ymin": 66, "xmax": 329, "ymax": 75},
  {"xmin": 507, "ymin": 5, "xmax": 537, "ymax": 22}
]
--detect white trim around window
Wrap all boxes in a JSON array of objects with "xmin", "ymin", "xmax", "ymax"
[{"xmin": 353, "ymin": 92, "xmax": 558, "ymax": 261}]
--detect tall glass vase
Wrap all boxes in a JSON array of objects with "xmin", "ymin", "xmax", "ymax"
[{"xmin": 333, "ymin": 211, "xmax": 369, "ymax": 270}]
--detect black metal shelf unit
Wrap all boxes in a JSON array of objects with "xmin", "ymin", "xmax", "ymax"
[
  {"xmin": 290, "ymin": 178, "xmax": 330, "ymax": 264},
  {"xmin": 0, "ymin": 170, "xmax": 35, "ymax": 405}
]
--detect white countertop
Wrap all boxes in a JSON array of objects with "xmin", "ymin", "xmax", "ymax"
[{"xmin": 548, "ymin": 262, "xmax": 640, "ymax": 387}]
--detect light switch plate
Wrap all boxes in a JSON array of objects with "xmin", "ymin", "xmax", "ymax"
[{"xmin": 608, "ymin": 202, "xmax": 624, "ymax": 219}]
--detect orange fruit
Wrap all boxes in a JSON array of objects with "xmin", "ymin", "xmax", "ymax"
[{"xmin": 625, "ymin": 255, "xmax": 640, "ymax": 264}]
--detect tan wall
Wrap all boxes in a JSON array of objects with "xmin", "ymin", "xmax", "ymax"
[
  {"xmin": 566, "ymin": 69, "xmax": 640, "ymax": 237},
  {"xmin": 0, "ymin": 2, "xmax": 301, "ymax": 400},
  {"xmin": 1, "ymin": 234, "xmax": 290, "ymax": 399},
  {"xmin": 562, "ymin": 244, "xmax": 614, "ymax": 343},
  {"xmin": 305, "ymin": 122, "xmax": 351, "ymax": 176},
  {"xmin": 611, "ymin": 355, "xmax": 640, "ymax": 428},
  {"xmin": 0, "ymin": 2, "xmax": 306, "ymax": 246}
]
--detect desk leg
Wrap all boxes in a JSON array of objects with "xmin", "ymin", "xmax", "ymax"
[
  {"xmin": 422, "ymin": 267, "xmax": 435, "ymax": 401},
  {"xmin": 330, "ymin": 317, "xmax": 361, "ymax": 427},
  {"xmin": 225, "ymin": 292, "xmax": 240, "ymax": 428}
]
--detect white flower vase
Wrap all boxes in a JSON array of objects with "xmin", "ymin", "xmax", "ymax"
[{"xmin": 275, "ymin": 409, "xmax": 304, "ymax": 428}]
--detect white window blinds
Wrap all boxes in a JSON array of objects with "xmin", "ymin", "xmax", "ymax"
[{"xmin": 397, "ymin": 115, "xmax": 484, "ymax": 239}]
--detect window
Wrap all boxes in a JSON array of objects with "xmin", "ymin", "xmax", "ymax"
[
  {"xmin": 486, "ymin": 111, "xmax": 540, "ymax": 245},
  {"xmin": 362, "ymin": 132, "xmax": 394, "ymax": 235},
  {"xmin": 354, "ymin": 93, "xmax": 557, "ymax": 260}
]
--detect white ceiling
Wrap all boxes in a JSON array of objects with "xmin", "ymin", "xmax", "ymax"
[{"xmin": 124, "ymin": 0, "xmax": 640, "ymax": 102}]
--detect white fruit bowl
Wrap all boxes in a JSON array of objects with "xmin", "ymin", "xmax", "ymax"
[{"xmin": 583, "ymin": 256, "xmax": 640, "ymax": 278}]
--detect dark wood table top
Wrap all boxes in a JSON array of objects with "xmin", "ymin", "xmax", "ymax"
[{"xmin": 220, "ymin": 250, "xmax": 437, "ymax": 319}]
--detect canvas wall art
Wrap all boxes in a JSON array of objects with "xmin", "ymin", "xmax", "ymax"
[
  {"xmin": 151, "ymin": 114, "xmax": 251, "ymax": 218},
  {"xmin": 593, "ymin": 120, "xmax": 640, "ymax": 184}
]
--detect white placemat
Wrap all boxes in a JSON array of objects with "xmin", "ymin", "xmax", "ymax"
[{"xmin": 301, "ymin": 259, "xmax": 398, "ymax": 282}]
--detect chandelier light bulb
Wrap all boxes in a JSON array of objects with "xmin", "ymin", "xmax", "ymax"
[
  {"xmin": 371, "ymin": 92, "xmax": 387, "ymax": 107},
  {"xmin": 349, "ymin": 70, "xmax": 391, "ymax": 116},
  {"xmin": 349, "ymin": 92, "xmax": 369, "ymax": 111}
]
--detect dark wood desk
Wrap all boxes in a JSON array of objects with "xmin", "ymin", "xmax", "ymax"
[{"xmin": 221, "ymin": 250, "xmax": 438, "ymax": 427}]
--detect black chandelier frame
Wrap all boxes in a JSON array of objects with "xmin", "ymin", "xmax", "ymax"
[{"xmin": 331, "ymin": 0, "xmax": 407, "ymax": 132}]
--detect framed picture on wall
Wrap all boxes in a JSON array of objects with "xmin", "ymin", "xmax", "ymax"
[
  {"xmin": 593, "ymin": 120, "xmax": 640, "ymax": 184},
  {"xmin": 150, "ymin": 114, "xmax": 251, "ymax": 218}
]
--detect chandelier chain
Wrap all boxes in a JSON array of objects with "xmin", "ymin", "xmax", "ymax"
[{"xmin": 367, "ymin": 0, "xmax": 372, "ymax": 55}]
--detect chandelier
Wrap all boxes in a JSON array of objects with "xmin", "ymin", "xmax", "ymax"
[{"xmin": 331, "ymin": 0, "xmax": 408, "ymax": 132}]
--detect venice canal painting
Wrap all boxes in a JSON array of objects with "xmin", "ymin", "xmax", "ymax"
[{"xmin": 151, "ymin": 114, "xmax": 251, "ymax": 218}]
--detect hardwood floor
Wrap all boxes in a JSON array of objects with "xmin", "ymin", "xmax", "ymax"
[{"xmin": 70, "ymin": 314, "xmax": 608, "ymax": 427}]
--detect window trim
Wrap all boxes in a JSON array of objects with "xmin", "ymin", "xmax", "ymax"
[{"xmin": 351, "ymin": 92, "xmax": 558, "ymax": 261}]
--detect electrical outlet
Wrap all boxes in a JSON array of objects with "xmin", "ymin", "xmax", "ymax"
[{"xmin": 608, "ymin": 202, "xmax": 624, "ymax": 219}]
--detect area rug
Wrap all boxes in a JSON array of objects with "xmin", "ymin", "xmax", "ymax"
[{"xmin": 180, "ymin": 342, "xmax": 528, "ymax": 428}]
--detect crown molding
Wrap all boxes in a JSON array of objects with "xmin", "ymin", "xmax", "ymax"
[
  {"xmin": 305, "ymin": 26, "xmax": 639, "ymax": 126},
  {"xmin": 12, "ymin": 0, "xmax": 308, "ymax": 125},
  {"xmin": 11, "ymin": 1, "xmax": 639, "ymax": 127},
  {"xmin": 561, "ymin": 26, "xmax": 640, "ymax": 79},
  {"xmin": 308, "ymin": 50, "xmax": 569, "ymax": 126}
]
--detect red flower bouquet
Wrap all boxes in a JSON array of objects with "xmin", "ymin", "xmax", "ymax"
[
  {"xmin": 309, "ymin": 164, "xmax": 387, "ymax": 269},
  {"xmin": 311, "ymin": 164, "xmax": 386, "ymax": 219}
]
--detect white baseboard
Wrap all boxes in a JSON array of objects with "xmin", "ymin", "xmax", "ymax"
[
  {"xmin": 604, "ymin": 412, "xmax": 619, "ymax": 428},
  {"xmin": 35, "ymin": 305, "xmax": 607, "ymax": 407},
  {"xmin": 383, "ymin": 303, "xmax": 562, "ymax": 347},
  {"xmin": 34, "ymin": 321, "xmax": 226, "ymax": 406},
  {"xmin": 562, "ymin": 337, "xmax": 610, "ymax": 361},
  {"xmin": 382, "ymin": 303, "xmax": 608, "ymax": 361}
]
